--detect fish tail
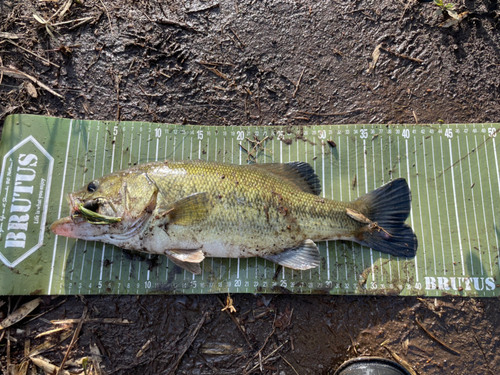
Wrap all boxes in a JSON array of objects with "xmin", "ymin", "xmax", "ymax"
[{"xmin": 350, "ymin": 178, "xmax": 418, "ymax": 257}]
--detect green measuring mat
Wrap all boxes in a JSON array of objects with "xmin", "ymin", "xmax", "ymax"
[{"xmin": 1, "ymin": 114, "xmax": 499, "ymax": 296}]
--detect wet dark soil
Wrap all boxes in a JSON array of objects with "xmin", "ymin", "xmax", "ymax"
[{"xmin": 1, "ymin": 0, "xmax": 500, "ymax": 374}]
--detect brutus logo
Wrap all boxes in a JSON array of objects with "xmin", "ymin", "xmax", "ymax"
[
  {"xmin": 0, "ymin": 136, "xmax": 54, "ymax": 267},
  {"xmin": 425, "ymin": 276, "xmax": 496, "ymax": 292}
]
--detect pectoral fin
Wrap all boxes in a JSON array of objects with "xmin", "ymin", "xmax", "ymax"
[
  {"xmin": 167, "ymin": 256, "xmax": 202, "ymax": 275},
  {"xmin": 262, "ymin": 239, "xmax": 321, "ymax": 270},
  {"xmin": 159, "ymin": 192, "xmax": 210, "ymax": 226}
]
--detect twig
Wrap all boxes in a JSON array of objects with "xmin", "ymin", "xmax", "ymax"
[
  {"xmin": 381, "ymin": 343, "xmax": 418, "ymax": 375},
  {"xmin": 163, "ymin": 311, "xmax": 209, "ymax": 374},
  {"xmin": 248, "ymin": 340, "xmax": 288, "ymax": 372},
  {"xmin": 228, "ymin": 27, "xmax": 245, "ymax": 48},
  {"xmin": 280, "ymin": 354, "xmax": 300, "ymax": 375},
  {"xmin": 56, "ymin": 305, "xmax": 88, "ymax": 375},
  {"xmin": 297, "ymin": 110, "xmax": 361, "ymax": 116},
  {"xmin": 197, "ymin": 60, "xmax": 235, "ymax": 67},
  {"xmin": 155, "ymin": 18, "xmax": 198, "ymax": 32},
  {"xmin": 415, "ymin": 319, "xmax": 460, "ymax": 355},
  {"xmin": 98, "ymin": 0, "xmax": 113, "ymax": 35},
  {"xmin": 0, "ymin": 66, "xmax": 63, "ymax": 98},
  {"xmin": 292, "ymin": 67, "xmax": 306, "ymax": 98},
  {"xmin": 245, "ymin": 313, "xmax": 276, "ymax": 370},
  {"xmin": 85, "ymin": 45, "xmax": 104, "ymax": 73},
  {"xmin": 217, "ymin": 297, "xmax": 253, "ymax": 350},
  {"xmin": 186, "ymin": 3, "xmax": 220, "ymax": 14},
  {"xmin": 58, "ymin": 0, "xmax": 73, "ymax": 21},
  {"xmin": 51, "ymin": 16, "xmax": 94, "ymax": 27},
  {"xmin": 6, "ymin": 40, "xmax": 60, "ymax": 68},
  {"xmin": 26, "ymin": 298, "xmax": 67, "ymax": 323},
  {"xmin": 201, "ymin": 65, "xmax": 229, "ymax": 81},
  {"xmin": 68, "ymin": 17, "xmax": 94, "ymax": 30},
  {"xmin": 472, "ymin": 333, "xmax": 495, "ymax": 375},
  {"xmin": 380, "ymin": 45, "xmax": 423, "ymax": 64}
]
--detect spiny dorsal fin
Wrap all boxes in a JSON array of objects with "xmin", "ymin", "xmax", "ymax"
[
  {"xmin": 251, "ymin": 162, "xmax": 321, "ymax": 196},
  {"xmin": 262, "ymin": 239, "xmax": 321, "ymax": 270},
  {"xmin": 158, "ymin": 192, "xmax": 210, "ymax": 226}
]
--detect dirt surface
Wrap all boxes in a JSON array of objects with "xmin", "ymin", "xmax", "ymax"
[{"xmin": 1, "ymin": 0, "xmax": 500, "ymax": 374}]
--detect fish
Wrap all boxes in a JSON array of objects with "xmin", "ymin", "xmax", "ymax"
[{"xmin": 50, "ymin": 160, "xmax": 418, "ymax": 274}]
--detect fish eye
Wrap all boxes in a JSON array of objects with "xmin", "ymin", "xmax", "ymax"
[{"xmin": 87, "ymin": 181, "xmax": 99, "ymax": 193}]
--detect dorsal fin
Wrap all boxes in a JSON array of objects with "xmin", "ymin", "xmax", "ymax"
[{"xmin": 251, "ymin": 162, "xmax": 321, "ymax": 196}]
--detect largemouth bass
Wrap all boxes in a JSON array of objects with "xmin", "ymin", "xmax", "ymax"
[{"xmin": 51, "ymin": 160, "xmax": 418, "ymax": 274}]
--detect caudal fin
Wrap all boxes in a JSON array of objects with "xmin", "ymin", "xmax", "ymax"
[{"xmin": 350, "ymin": 178, "xmax": 418, "ymax": 257}]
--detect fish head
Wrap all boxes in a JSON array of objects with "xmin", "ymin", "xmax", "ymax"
[{"xmin": 50, "ymin": 170, "xmax": 158, "ymax": 241}]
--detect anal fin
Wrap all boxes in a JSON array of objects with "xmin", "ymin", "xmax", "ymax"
[
  {"xmin": 166, "ymin": 248, "xmax": 205, "ymax": 263},
  {"xmin": 262, "ymin": 239, "xmax": 321, "ymax": 270}
]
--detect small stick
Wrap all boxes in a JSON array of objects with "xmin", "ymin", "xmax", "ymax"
[
  {"xmin": 247, "ymin": 313, "xmax": 276, "ymax": 367},
  {"xmin": 85, "ymin": 44, "xmax": 104, "ymax": 73},
  {"xmin": 415, "ymin": 319, "xmax": 460, "ymax": 355},
  {"xmin": 98, "ymin": 0, "xmax": 113, "ymax": 34},
  {"xmin": 57, "ymin": 0, "xmax": 73, "ymax": 21},
  {"xmin": 186, "ymin": 3, "xmax": 220, "ymax": 14},
  {"xmin": 0, "ymin": 66, "xmax": 63, "ymax": 98},
  {"xmin": 217, "ymin": 297, "xmax": 253, "ymax": 350},
  {"xmin": 56, "ymin": 305, "xmax": 88, "ymax": 375},
  {"xmin": 228, "ymin": 27, "xmax": 245, "ymax": 47},
  {"xmin": 380, "ymin": 46, "xmax": 423, "ymax": 64},
  {"xmin": 248, "ymin": 340, "xmax": 288, "ymax": 372},
  {"xmin": 202, "ymin": 65, "xmax": 229, "ymax": 81},
  {"xmin": 280, "ymin": 354, "xmax": 300, "ymax": 375},
  {"xmin": 6, "ymin": 40, "xmax": 60, "ymax": 68},
  {"xmin": 0, "ymin": 56, "xmax": 3, "ymax": 87},
  {"xmin": 293, "ymin": 67, "xmax": 306, "ymax": 98},
  {"xmin": 155, "ymin": 18, "xmax": 198, "ymax": 32},
  {"xmin": 381, "ymin": 343, "xmax": 418, "ymax": 375},
  {"xmin": 297, "ymin": 110, "xmax": 361, "ymax": 116},
  {"xmin": 25, "ymin": 298, "xmax": 67, "ymax": 323},
  {"xmin": 197, "ymin": 60, "xmax": 235, "ymax": 67},
  {"xmin": 164, "ymin": 311, "xmax": 209, "ymax": 374}
]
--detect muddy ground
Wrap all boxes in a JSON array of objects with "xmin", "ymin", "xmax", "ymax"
[{"xmin": 1, "ymin": 0, "xmax": 500, "ymax": 374}]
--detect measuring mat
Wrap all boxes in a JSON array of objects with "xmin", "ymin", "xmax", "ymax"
[{"xmin": 0, "ymin": 114, "xmax": 499, "ymax": 296}]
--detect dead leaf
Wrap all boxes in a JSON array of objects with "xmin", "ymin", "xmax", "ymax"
[
  {"xmin": 0, "ymin": 32, "xmax": 20, "ymax": 39},
  {"xmin": 51, "ymin": 318, "xmax": 133, "ymax": 325},
  {"xmin": 11, "ymin": 360, "xmax": 29, "ymax": 375},
  {"xmin": 366, "ymin": 43, "xmax": 382, "ymax": 73},
  {"xmin": 30, "ymin": 357, "xmax": 70, "ymax": 375},
  {"xmin": 29, "ymin": 330, "xmax": 73, "ymax": 357},
  {"xmin": 25, "ymin": 82, "xmax": 38, "ymax": 98},
  {"xmin": 34, "ymin": 327, "xmax": 67, "ymax": 339},
  {"xmin": 0, "ymin": 298, "xmax": 40, "ymax": 330},
  {"xmin": 440, "ymin": 11, "xmax": 469, "ymax": 27},
  {"xmin": 200, "ymin": 343, "xmax": 245, "ymax": 355}
]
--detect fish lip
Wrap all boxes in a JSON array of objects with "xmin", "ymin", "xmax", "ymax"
[{"xmin": 67, "ymin": 193, "xmax": 82, "ymax": 214}]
